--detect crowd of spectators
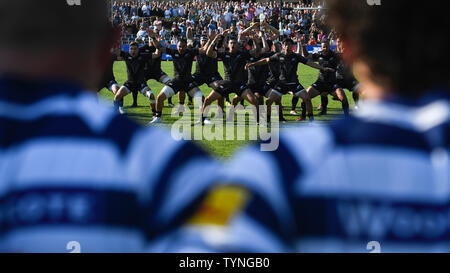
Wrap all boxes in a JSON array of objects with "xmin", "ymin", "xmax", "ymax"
[{"xmin": 111, "ymin": 1, "xmax": 336, "ymax": 47}]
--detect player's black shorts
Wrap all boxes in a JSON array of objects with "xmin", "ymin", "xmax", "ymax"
[
  {"xmin": 167, "ymin": 77, "xmax": 198, "ymax": 93},
  {"xmin": 123, "ymin": 81, "xmax": 149, "ymax": 94},
  {"xmin": 247, "ymin": 82, "xmax": 267, "ymax": 96},
  {"xmin": 312, "ymin": 80, "xmax": 336, "ymax": 94},
  {"xmin": 146, "ymin": 70, "xmax": 168, "ymax": 82},
  {"xmin": 192, "ymin": 73, "xmax": 223, "ymax": 87},
  {"xmin": 273, "ymin": 81, "xmax": 306, "ymax": 95},
  {"xmin": 259, "ymin": 79, "xmax": 278, "ymax": 97},
  {"xmin": 334, "ymin": 78, "xmax": 360, "ymax": 92},
  {"xmin": 213, "ymin": 80, "xmax": 248, "ymax": 97}
]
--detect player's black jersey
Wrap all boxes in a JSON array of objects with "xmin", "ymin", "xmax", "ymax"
[
  {"xmin": 165, "ymin": 47, "xmax": 199, "ymax": 80},
  {"xmin": 121, "ymin": 51, "xmax": 152, "ymax": 83},
  {"xmin": 336, "ymin": 53, "xmax": 356, "ymax": 81},
  {"xmin": 247, "ymin": 52, "xmax": 273, "ymax": 86},
  {"xmin": 217, "ymin": 50, "xmax": 252, "ymax": 84},
  {"xmin": 311, "ymin": 50, "xmax": 339, "ymax": 82},
  {"xmin": 269, "ymin": 52, "xmax": 308, "ymax": 83},
  {"xmin": 266, "ymin": 52, "xmax": 281, "ymax": 82},
  {"xmin": 140, "ymin": 45, "xmax": 163, "ymax": 75},
  {"xmin": 194, "ymin": 51, "xmax": 219, "ymax": 77}
]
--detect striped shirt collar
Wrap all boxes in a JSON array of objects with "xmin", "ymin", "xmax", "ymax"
[{"xmin": 355, "ymin": 90, "xmax": 450, "ymax": 133}]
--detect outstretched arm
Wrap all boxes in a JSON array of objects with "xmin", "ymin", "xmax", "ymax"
[
  {"xmin": 199, "ymin": 31, "xmax": 217, "ymax": 55},
  {"xmin": 152, "ymin": 37, "xmax": 163, "ymax": 59},
  {"xmin": 305, "ymin": 60, "xmax": 335, "ymax": 73},
  {"xmin": 249, "ymin": 34, "xmax": 261, "ymax": 57},
  {"xmin": 260, "ymin": 31, "xmax": 269, "ymax": 53},
  {"xmin": 206, "ymin": 34, "xmax": 223, "ymax": 58},
  {"xmin": 245, "ymin": 58, "xmax": 270, "ymax": 70},
  {"xmin": 261, "ymin": 22, "xmax": 280, "ymax": 38},
  {"xmin": 240, "ymin": 22, "xmax": 260, "ymax": 36},
  {"xmin": 148, "ymin": 28, "xmax": 166, "ymax": 54}
]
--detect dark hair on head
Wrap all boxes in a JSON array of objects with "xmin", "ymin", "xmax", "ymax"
[
  {"xmin": 178, "ymin": 37, "xmax": 187, "ymax": 44},
  {"xmin": 327, "ymin": 0, "xmax": 449, "ymax": 96},
  {"xmin": 266, "ymin": 40, "xmax": 274, "ymax": 48},
  {"xmin": 229, "ymin": 36, "xmax": 238, "ymax": 41},
  {"xmin": 0, "ymin": 0, "xmax": 109, "ymax": 52},
  {"xmin": 129, "ymin": 41, "xmax": 139, "ymax": 48}
]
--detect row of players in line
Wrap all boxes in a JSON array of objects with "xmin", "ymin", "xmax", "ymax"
[{"xmin": 99, "ymin": 22, "xmax": 361, "ymax": 124}]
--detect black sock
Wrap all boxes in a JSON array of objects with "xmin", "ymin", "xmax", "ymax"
[
  {"xmin": 291, "ymin": 96, "xmax": 299, "ymax": 111},
  {"xmin": 343, "ymin": 101, "xmax": 350, "ymax": 116},
  {"xmin": 321, "ymin": 96, "xmax": 328, "ymax": 112},
  {"xmin": 301, "ymin": 102, "xmax": 306, "ymax": 117},
  {"xmin": 132, "ymin": 92, "xmax": 137, "ymax": 105},
  {"xmin": 168, "ymin": 97, "xmax": 173, "ymax": 104},
  {"xmin": 156, "ymin": 111, "xmax": 162, "ymax": 117}
]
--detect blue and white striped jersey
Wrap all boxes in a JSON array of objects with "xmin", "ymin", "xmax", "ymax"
[
  {"xmin": 181, "ymin": 91, "xmax": 450, "ymax": 253},
  {"xmin": 0, "ymin": 76, "xmax": 220, "ymax": 253}
]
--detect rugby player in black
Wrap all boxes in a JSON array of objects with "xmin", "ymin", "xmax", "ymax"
[
  {"xmin": 334, "ymin": 37, "xmax": 361, "ymax": 109},
  {"xmin": 113, "ymin": 42, "xmax": 156, "ymax": 115},
  {"xmin": 150, "ymin": 33, "xmax": 204, "ymax": 124},
  {"xmin": 245, "ymin": 38, "xmax": 333, "ymax": 122},
  {"xmin": 203, "ymin": 26, "xmax": 261, "ymax": 125},
  {"xmin": 242, "ymin": 32, "xmax": 287, "ymax": 123},
  {"xmin": 265, "ymin": 40, "xmax": 288, "ymax": 122},
  {"xmin": 300, "ymin": 40, "xmax": 349, "ymax": 117},
  {"xmin": 141, "ymin": 34, "xmax": 175, "ymax": 108},
  {"xmin": 191, "ymin": 34, "xmax": 224, "ymax": 120}
]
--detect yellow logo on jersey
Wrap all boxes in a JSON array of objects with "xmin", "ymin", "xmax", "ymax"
[{"xmin": 187, "ymin": 185, "xmax": 249, "ymax": 226}]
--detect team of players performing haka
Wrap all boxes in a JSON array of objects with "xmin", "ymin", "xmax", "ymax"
[{"xmin": 99, "ymin": 23, "xmax": 362, "ymax": 125}]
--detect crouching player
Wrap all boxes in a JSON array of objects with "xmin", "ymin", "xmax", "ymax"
[
  {"xmin": 334, "ymin": 37, "xmax": 361, "ymax": 110},
  {"xmin": 113, "ymin": 42, "xmax": 156, "ymax": 115},
  {"xmin": 300, "ymin": 40, "xmax": 346, "ymax": 117},
  {"xmin": 202, "ymin": 30, "xmax": 262, "ymax": 125},
  {"xmin": 246, "ymin": 38, "xmax": 333, "ymax": 122},
  {"xmin": 150, "ymin": 35, "xmax": 204, "ymax": 124}
]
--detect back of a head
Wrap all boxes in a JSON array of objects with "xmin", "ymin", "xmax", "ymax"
[
  {"xmin": 327, "ymin": 0, "xmax": 450, "ymax": 97},
  {"xmin": 0, "ymin": 0, "xmax": 110, "ymax": 53}
]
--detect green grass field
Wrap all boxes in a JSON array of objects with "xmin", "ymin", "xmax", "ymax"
[{"xmin": 99, "ymin": 61, "xmax": 356, "ymax": 159}]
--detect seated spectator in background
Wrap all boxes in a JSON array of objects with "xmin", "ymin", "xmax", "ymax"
[
  {"xmin": 153, "ymin": 17, "xmax": 163, "ymax": 32},
  {"xmin": 164, "ymin": 6, "xmax": 171, "ymax": 19},
  {"xmin": 112, "ymin": 11, "xmax": 122, "ymax": 27},
  {"xmin": 308, "ymin": 35, "xmax": 317, "ymax": 45},
  {"xmin": 142, "ymin": 2, "xmax": 150, "ymax": 17},
  {"xmin": 136, "ymin": 26, "xmax": 147, "ymax": 40},
  {"xmin": 318, "ymin": 30, "xmax": 325, "ymax": 42},
  {"xmin": 159, "ymin": 26, "xmax": 169, "ymax": 41}
]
